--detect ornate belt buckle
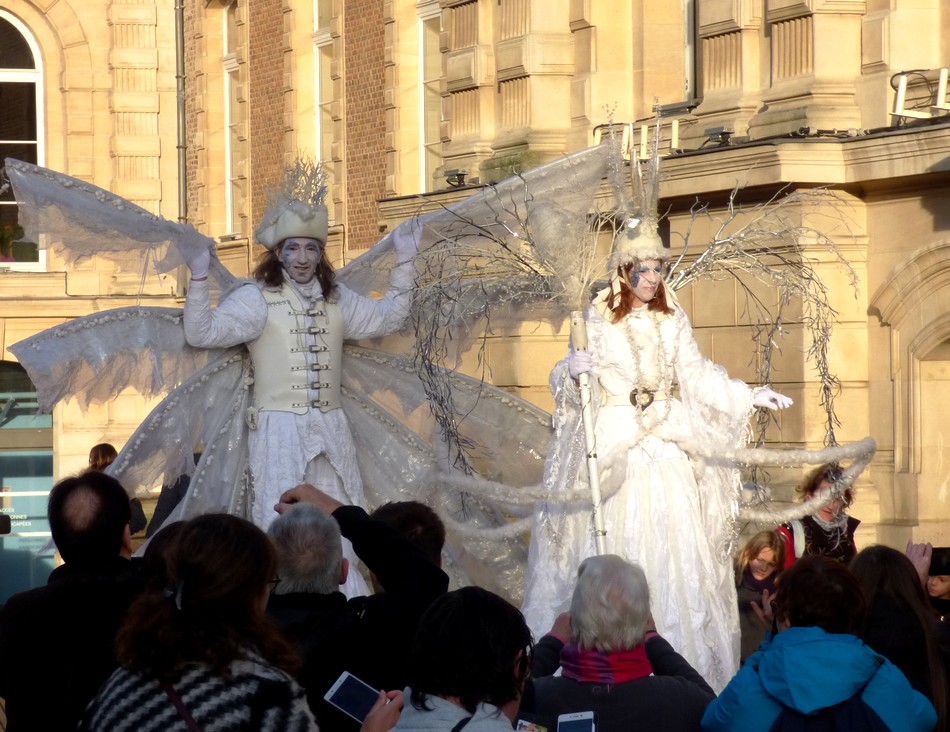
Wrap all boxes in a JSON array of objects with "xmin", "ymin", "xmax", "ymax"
[{"xmin": 629, "ymin": 388, "xmax": 654, "ymax": 410}]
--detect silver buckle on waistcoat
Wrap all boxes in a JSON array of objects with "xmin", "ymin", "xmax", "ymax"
[
  {"xmin": 290, "ymin": 364, "xmax": 332, "ymax": 372},
  {"xmin": 292, "ymin": 400, "xmax": 331, "ymax": 409},
  {"xmin": 290, "ymin": 326, "xmax": 329, "ymax": 335},
  {"xmin": 290, "ymin": 345, "xmax": 329, "ymax": 353}
]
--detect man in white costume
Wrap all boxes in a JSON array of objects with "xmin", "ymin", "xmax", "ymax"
[
  {"xmin": 182, "ymin": 161, "xmax": 417, "ymax": 595},
  {"xmin": 521, "ymin": 218, "xmax": 792, "ymax": 692}
]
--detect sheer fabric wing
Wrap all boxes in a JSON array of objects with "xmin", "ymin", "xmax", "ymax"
[
  {"xmin": 3, "ymin": 158, "xmax": 232, "ymax": 291},
  {"xmin": 338, "ymin": 145, "xmax": 609, "ymax": 319},
  {"xmin": 340, "ymin": 345, "xmax": 551, "ymax": 603},
  {"xmin": 9, "ymin": 307, "xmax": 208, "ymax": 413},
  {"xmin": 107, "ymin": 348, "xmax": 251, "ymax": 514}
]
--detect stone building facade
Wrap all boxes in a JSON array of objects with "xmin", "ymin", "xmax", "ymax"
[{"xmin": 3, "ymin": 0, "xmax": 950, "ymax": 583}]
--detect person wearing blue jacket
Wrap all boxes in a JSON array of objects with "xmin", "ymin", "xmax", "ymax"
[{"xmin": 702, "ymin": 556, "xmax": 936, "ymax": 732}]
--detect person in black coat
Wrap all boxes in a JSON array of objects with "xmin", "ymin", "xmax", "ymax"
[
  {"xmin": 267, "ymin": 484, "xmax": 449, "ymax": 731},
  {"xmin": 851, "ymin": 544, "xmax": 949, "ymax": 731},
  {"xmin": 0, "ymin": 471, "xmax": 144, "ymax": 732},
  {"xmin": 521, "ymin": 554, "xmax": 714, "ymax": 732}
]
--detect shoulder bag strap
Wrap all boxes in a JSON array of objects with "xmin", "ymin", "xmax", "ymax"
[
  {"xmin": 790, "ymin": 518, "xmax": 805, "ymax": 558},
  {"xmin": 162, "ymin": 682, "xmax": 204, "ymax": 732}
]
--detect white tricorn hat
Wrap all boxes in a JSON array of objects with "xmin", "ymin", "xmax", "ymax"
[
  {"xmin": 255, "ymin": 158, "xmax": 329, "ymax": 249},
  {"xmin": 608, "ymin": 216, "xmax": 670, "ymax": 272}
]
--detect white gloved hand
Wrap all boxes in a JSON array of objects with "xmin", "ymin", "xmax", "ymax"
[
  {"xmin": 752, "ymin": 387, "xmax": 793, "ymax": 411},
  {"xmin": 180, "ymin": 225, "xmax": 212, "ymax": 280},
  {"xmin": 568, "ymin": 349, "xmax": 593, "ymax": 380},
  {"xmin": 391, "ymin": 218, "xmax": 423, "ymax": 263},
  {"xmin": 187, "ymin": 248, "xmax": 211, "ymax": 281}
]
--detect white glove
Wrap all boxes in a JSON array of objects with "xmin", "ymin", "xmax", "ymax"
[
  {"xmin": 187, "ymin": 249, "xmax": 211, "ymax": 280},
  {"xmin": 568, "ymin": 349, "xmax": 593, "ymax": 379},
  {"xmin": 391, "ymin": 219, "xmax": 422, "ymax": 263},
  {"xmin": 753, "ymin": 387, "xmax": 793, "ymax": 411},
  {"xmin": 180, "ymin": 225, "xmax": 212, "ymax": 280}
]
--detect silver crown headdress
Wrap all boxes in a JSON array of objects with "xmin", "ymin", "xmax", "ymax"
[
  {"xmin": 606, "ymin": 118, "xmax": 670, "ymax": 271},
  {"xmin": 255, "ymin": 158, "xmax": 329, "ymax": 249}
]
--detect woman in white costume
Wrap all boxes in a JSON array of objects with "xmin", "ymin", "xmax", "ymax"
[
  {"xmin": 182, "ymin": 162, "xmax": 416, "ymax": 595},
  {"xmin": 521, "ymin": 220, "xmax": 792, "ymax": 692}
]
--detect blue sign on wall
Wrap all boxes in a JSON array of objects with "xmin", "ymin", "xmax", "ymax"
[{"xmin": 1, "ymin": 450, "xmax": 55, "ymax": 602}]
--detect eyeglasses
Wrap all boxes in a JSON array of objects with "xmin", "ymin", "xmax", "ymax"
[{"xmin": 266, "ymin": 576, "xmax": 281, "ymax": 592}]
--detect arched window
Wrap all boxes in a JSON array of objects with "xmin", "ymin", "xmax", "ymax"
[
  {"xmin": 0, "ymin": 360, "xmax": 54, "ymax": 601},
  {"xmin": 0, "ymin": 11, "xmax": 44, "ymax": 269}
]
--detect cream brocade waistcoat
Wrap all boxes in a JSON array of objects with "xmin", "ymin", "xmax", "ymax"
[{"xmin": 246, "ymin": 284, "xmax": 343, "ymax": 414}]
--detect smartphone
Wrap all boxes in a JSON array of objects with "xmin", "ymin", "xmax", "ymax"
[
  {"xmin": 931, "ymin": 546, "xmax": 950, "ymax": 575},
  {"xmin": 557, "ymin": 711, "xmax": 597, "ymax": 732},
  {"xmin": 323, "ymin": 670, "xmax": 380, "ymax": 723}
]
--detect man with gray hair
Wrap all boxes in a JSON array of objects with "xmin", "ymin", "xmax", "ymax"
[
  {"xmin": 267, "ymin": 483, "xmax": 448, "ymax": 731},
  {"xmin": 269, "ymin": 502, "xmax": 345, "ymax": 594},
  {"xmin": 522, "ymin": 554, "xmax": 715, "ymax": 732}
]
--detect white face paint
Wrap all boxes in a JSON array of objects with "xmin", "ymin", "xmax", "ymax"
[
  {"xmin": 626, "ymin": 259, "xmax": 664, "ymax": 307},
  {"xmin": 279, "ymin": 237, "xmax": 323, "ymax": 284}
]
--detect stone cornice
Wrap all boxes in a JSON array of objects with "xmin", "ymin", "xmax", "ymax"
[{"xmin": 660, "ymin": 124, "xmax": 950, "ymax": 197}]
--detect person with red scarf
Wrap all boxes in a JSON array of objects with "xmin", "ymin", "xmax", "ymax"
[{"xmin": 523, "ymin": 554, "xmax": 715, "ymax": 732}]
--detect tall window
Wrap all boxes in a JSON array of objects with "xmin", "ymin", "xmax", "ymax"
[
  {"xmin": 0, "ymin": 12, "xmax": 44, "ymax": 268},
  {"xmin": 0, "ymin": 361, "xmax": 54, "ymax": 601},
  {"xmin": 418, "ymin": 3, "xmax": 442, "ymax": 191},
  {"xmin": 685, "ymin": 0, "xmax": 702, "ymax": 101},
  {"xmin": 313, "ymin": 0, "xmax": 334, "ymax": 218},
  {"xmin": 224, "ymin": 0, "xmax": 248, "ymax": 237}
]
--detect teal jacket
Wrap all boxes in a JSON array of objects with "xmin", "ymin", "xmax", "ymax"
[{"xmin": 701, "ymin": 626, "xmax": 936, "ymax": 732}]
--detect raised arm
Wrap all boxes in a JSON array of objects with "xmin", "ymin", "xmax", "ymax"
[{"xmin": 183, "ymin": 280, "xmax": 268, "ymax": 349}]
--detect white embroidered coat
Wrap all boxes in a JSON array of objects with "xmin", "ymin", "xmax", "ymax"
[{"xmin": 521, "ymin": 300, "xmax": 755, "ymax": 693}]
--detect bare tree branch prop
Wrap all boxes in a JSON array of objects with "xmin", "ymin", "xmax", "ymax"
[
  {"xmin": 666, "ymin": 186, "xmax": 859, "ymax": 447},
  {"xmin": 406, "ymin": 146, "xmax": 611, "ymax": 479}
]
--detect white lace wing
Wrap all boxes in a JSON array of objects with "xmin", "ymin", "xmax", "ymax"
[
  {"xmin": 340, "ymin": 345, "xmax": 551, "ymax": 603},
  {"xmin": 3, "ymin": 158, "xmax": 234, "ymax": 292},
  {"xmin": 8, "ymin": 306, "xmax": 209, "ymax": 413},
  {"xmin": 108, "ymin": 348, "xmax": 251, "ymax": 516}
]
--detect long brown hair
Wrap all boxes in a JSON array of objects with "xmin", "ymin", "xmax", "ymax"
[
  {"xmin": 608, "ymin": 263, "xmax": 673, "ymax": 323},
  {"xmin": 796, "ymin": 462, "xmax": 853, "ymax": 507},
  {"xmin": 851, "ymin": 545, "xmax": 948, "ymax": 729},
  {"xmin": 736, "ymin": 530, "xmax": 785, "ymax": 582},
  {"xmin": 88, "ymin": 443, "xmax": 118, "ymax": 471},
  {"xmin": 115, "ymin": 514, "xmax": 300, "ymax": 681},
  {"xmin": 252, "ymin": 243, "xmax": 337, "ymax": 301}
]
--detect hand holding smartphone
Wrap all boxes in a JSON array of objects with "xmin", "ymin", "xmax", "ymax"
[
  {"xmin": 557, "ymin": 711, "xmax": 597, "ymax": 732},
  {"xmin": 323, "ymin": 670, "xmax": 381, "ymax": 723}
]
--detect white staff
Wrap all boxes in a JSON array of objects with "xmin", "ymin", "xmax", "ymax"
[{"xmin": 569, "ymin": 310, "xmax": 607, "ymax": 555}]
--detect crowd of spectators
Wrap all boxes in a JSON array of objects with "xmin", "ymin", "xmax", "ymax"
[{"xmin": 2, "ymin": 464, "xmax": 950, "ymax": 732}]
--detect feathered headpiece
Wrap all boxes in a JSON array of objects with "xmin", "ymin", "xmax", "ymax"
[
  {"xmin": 606, "ymin": 119, "xmax": 670, "ymax": 271},
  {"xmin": 255, "ymin": 158, "xmax": 329, "ymax": 249}
]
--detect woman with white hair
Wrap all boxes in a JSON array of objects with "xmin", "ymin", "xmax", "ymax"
[{"xmin": 525, "ymin": 554, "xmax": 715, "ymax": 732}]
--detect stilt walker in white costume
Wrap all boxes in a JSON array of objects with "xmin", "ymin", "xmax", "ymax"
[
  {"xmin": 180, "ymin": 161, "xmax": 417, "ymax": 595},
  {"xmin": 521, "ymin": 212, "xmax": 793, "ymax": 694}
]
